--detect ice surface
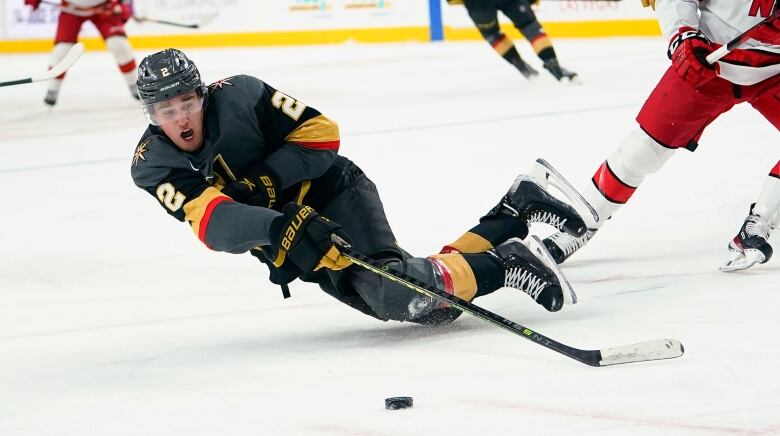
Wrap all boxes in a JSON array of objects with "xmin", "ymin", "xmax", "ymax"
[{"xmin": 1, "ymin": 38, "xmax": 778, "ymax": 435}]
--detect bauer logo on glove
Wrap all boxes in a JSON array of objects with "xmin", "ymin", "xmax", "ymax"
[{"xmin": 270, "ymin": 203, "xmax": 353, "ymax": 273}]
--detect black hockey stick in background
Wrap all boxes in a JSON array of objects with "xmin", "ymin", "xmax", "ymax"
[
  {"xmin": 334, "ymin": 237, "xmax": 684, "ymax": 367},
  {"xmin": 38, "ymin": 0, "xmax": 217, "ymax": 29},
  {"xmin": 0, "ymin": 42, "xmax": 84, "ymax": 88},
  {"xmin": 706, "ymin": 8, "xmax": 780, "ymax": 64},
  {"xmin": 132, "ymin": 11, "xmax": 218, "ymax": 29}
]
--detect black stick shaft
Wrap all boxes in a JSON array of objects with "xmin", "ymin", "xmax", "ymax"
[
  {"xmin": 338, "ymin": 245, "xmax": 603, "ymax": 366},
  {"xmin": 0, "ymin": 78, "xmax": 33, "ymax": 88},
  {"xmin": 135, "ymin": 17, "xmax": 199, "ymax": 28}
]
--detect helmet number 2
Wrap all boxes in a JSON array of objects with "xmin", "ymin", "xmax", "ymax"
[
  {"xmin": 271, "ymin": 91, "xmax": 306, "ymax": 121},
  {"xmin": 156, "ymin": 183, "xmax": 186, "ymax": 212}
]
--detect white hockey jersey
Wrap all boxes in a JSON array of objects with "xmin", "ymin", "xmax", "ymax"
[{"xmin": 655, "ymin": 0, "xmax": 780, "ymax": 85}]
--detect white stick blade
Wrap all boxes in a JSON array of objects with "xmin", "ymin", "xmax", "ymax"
[
  {"xmin": 197, "ymin": 11, "xmax": 219, "ymax": 27},
  {"xmin": 599, "ymin": 339, "xmax": 684, "ymax": 366},
  {"xmin": 33, "ymin": 42, "xmax": 85, "ymax": 82}
]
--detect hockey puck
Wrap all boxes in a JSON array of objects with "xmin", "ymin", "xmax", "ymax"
[{"xmin": 385, "ymin": 396, "xmax": 413, "ymax": 410}]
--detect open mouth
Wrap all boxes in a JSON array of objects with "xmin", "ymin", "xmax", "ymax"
[{"xmin": 181, "ymin": 129, "xmax": 194, "ymax": 141}]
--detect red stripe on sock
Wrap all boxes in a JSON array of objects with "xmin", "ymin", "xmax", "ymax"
[
  {"xmin": 119, "ymin": 59, "xmax": 137, "ymax": 73},
  {"xmin": 491, "ymin": 35, "xmax": 507, "ymax": 49},
  {"xmin": 530, "ymin": 33, "xmax": 548, "ymax": 45},
  {"xmin": 49, "ymin": 66, "xmax": 66, "ymax": 80},
  {"xmin": 592, "ymin": 161, "xmax": 636, "ymax": 204},
  {"xmin": 439, "ymin": 245, "xmax": 461, "ymax": 254},
  {"xmin": 770, "ymin": 162, "xmax": 780, "ymax": 179},
  {"xmin": 198, "ymin": 196, "xmax": 233, "ymax": 247},
  {"xmin": 428, "ymin": 257, "xmax": 454, "ymax": 294}
]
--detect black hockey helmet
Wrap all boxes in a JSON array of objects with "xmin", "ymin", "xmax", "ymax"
[{"xmin": 137, "ymin": 48, "xmax": 207, "ymax": 125}]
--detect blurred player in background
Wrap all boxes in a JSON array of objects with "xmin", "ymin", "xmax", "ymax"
[
  {"xmin": 130, "ymin": 49, "xmax": 587, "ymax": 325},
  {"xmin": 541, "ymin": 0, "xmax": 780, "ymax": 271},
  {"xmin": 24, "ymin": 0, "xmax": 138, "ymax": 106},
  {"xmin": 446, "ymin": 0, "xmax": 577, "ymax": 81}
]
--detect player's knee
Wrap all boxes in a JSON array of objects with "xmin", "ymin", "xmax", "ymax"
[
  {"xmin": 105, "ymin": 36, "xmax": 134, "ymax": 65},
  {"xmin": 607, "ymin": 129, "xmax": 675, "ymax": 186},
  {"xmin": 50, "ymin": 42, "xmax": 75, "ymax": 65},
  {"xmin": 370, "ymin": 258, "xmax": 446, "ymax": 322},
  {"xmin": 484, "ymin": 30, "xmax": 505, "ymax": 46},
  {"xmin": 517, "ymin": 20, "xmax": 542, "ymax": 41}
]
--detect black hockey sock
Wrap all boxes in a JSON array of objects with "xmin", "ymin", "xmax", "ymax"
[
  {"xmin": 441, "ymin": 215, "xmax": 527, "ymax": 254},
  {"xmin": 462, "ymin": 253, "xmax": 504, "ymax": 298},
  {"xmin": 537, "ymin": 46, "xmax": 557, "ymax": 62},
  {"xmin": 503, "ymin": 46, "xmax": 526, "ymax": 69},
  {"xmin": 472, "ymin": 214, "xmax": 529, "ymax": 246}
]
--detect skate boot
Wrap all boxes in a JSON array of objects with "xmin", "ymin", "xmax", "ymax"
[
  {"xmin": 485, "ymin": 174, "xmax": 586, "ymax": 238},
  {"xmin": 513, "ymin": 57, "xmax": 539, "ymax": 80},
  {"xmin": 543, "ymin": 228, "xmax": 597, "ymax": 265},
  {"xmin": 44, "ymin": 89, "xmax": 59, "ymax": 106},
  {"xmin": 543, "ymin": 58, "xmax": 578, "ymax": 82},
  {"xmin": 488, "ymin": 238, "xmax": 567, "ymax": 312},
  {"xmin": 721, "ymin": 204, "xmax": 774, "ymax": 272}
]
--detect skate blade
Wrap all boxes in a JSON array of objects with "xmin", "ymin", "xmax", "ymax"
[
  {"xmin": 719, "ymin": 250, "xmax": 764, "ymax": 272},
  {"xmin": 531, "ymin": 158, "xmax": 600, "ymax": 229},
  {"xmin": 528, "ymin": 235, "xmax": 577, "ymax": 305}
]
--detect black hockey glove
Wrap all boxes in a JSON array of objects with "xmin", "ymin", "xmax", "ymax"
[
  {"xmin": 221, "ymin": 163, "xmax": 280, "ymax": 209},
  {"xmin": 269, "ymin": 203, "xmax": 353, "ymax": 273}
]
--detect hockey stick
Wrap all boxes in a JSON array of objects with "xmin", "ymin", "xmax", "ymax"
[
  {"xmin": 37, "ymin": 0, "xmax": 217, "ymax": 29},
  {"xmin": 706, "ymin": 9, "xmax": 780, "ymax": 64},
  {"xmin": 334, "ymin": 237, "xmax": 684, "ymax": 367},
  {"xmin": 132, "ymin": 11, "xmax": 218, "ymax": 29},
  {"xmin": 0, "ymin": 42, "xmax": 84, "ymax": 88}
]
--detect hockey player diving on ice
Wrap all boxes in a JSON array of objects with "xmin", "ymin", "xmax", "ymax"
[{"xmin": 130, "ymin": 49, "xmax": 589, "ymax": 326}]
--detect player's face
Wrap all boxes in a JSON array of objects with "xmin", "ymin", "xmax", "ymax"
[{"xmin": 154, "ymin": 91, "xmax": 205, "ymax": 153}]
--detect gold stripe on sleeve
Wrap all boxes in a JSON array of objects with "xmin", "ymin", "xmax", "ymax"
[
  {"xmin": 285, "ymin": 114, "xmax": 340, "ymax": 145},
  {"xmin": 183, "ymin": 187, "xmax": 231, "ymax": 238}
]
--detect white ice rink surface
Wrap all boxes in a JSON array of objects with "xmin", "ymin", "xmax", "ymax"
[{"xmin": 1, "ymin": 38, "xmax": 778, "ymax": 436}]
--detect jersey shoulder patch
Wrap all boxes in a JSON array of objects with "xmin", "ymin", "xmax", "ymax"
[{"xmin": 131, "ymin": 130, "xmax": 194, "ymax": 189}]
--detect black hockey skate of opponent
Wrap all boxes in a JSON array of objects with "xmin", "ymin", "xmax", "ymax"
[
  {"xmin": 447, "ymin": 0, "xmax": 577, "ymax": 81},
  {"xmin": 130, "ymin": 49, "xmax": 587, "ymax": 325}
]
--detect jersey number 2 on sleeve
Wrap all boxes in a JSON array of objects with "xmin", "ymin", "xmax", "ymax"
[
  {"xmin": 156, "ymin": 183, "xmax": 186, "ymax": 212},
  {"xmin": 271, "ymin": 91, "xmax": 306, "ymax": 121}
]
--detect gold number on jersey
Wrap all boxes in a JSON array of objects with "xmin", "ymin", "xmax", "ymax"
[
  {"xmin": 271, "ymin": 91, "xmax": 306, "ymax": 121},
  {"xmin": 156, "ymin": 183, "xmax": 186, "ymax": 211}
]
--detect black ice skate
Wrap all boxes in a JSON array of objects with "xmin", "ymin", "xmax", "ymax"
[
  {"xmin": 488, "ymin": 238, "xmax": 573, "ymax": 312},
  {"xmin": 543, "ymin": 229, "xmax": 597, "ymax": 265},
  {"xmin": 720, "ymin": 204, "xmax": 774, "ymax": 272},
  {"xmin": 513, "ymin": 57, "xmax": 539, "ymax": 80},
  {"xmin": 485, "ymin": 174, "xmax": 586, "ymax": 238},
  {"xmin": 543, "ymin": 58, "xmax": 578, "ymax": 82},
  {"xmin": 44, "ymin": 89, "xmax": 58, "ymax": 106}
]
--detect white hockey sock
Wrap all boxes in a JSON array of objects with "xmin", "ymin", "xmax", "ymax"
[
  {"xmin": 105, "ymin": 36, "xmax": 137, "ymax": 87},
  {"xmin": 585, "ymin": 129, "xmax": 676, "ymax": 228},
  {"xmin": 753, "ymin": 165, "xmax": 780, "ymax": 223},
  {"xmin": 47, "ymin": 43, "xmax": 74, "ymax": 92}
]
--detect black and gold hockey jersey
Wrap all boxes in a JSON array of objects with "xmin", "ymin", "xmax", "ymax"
[{"xmin": 131, "ymin": 74, "xmax": 341, "ymax": 253}]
